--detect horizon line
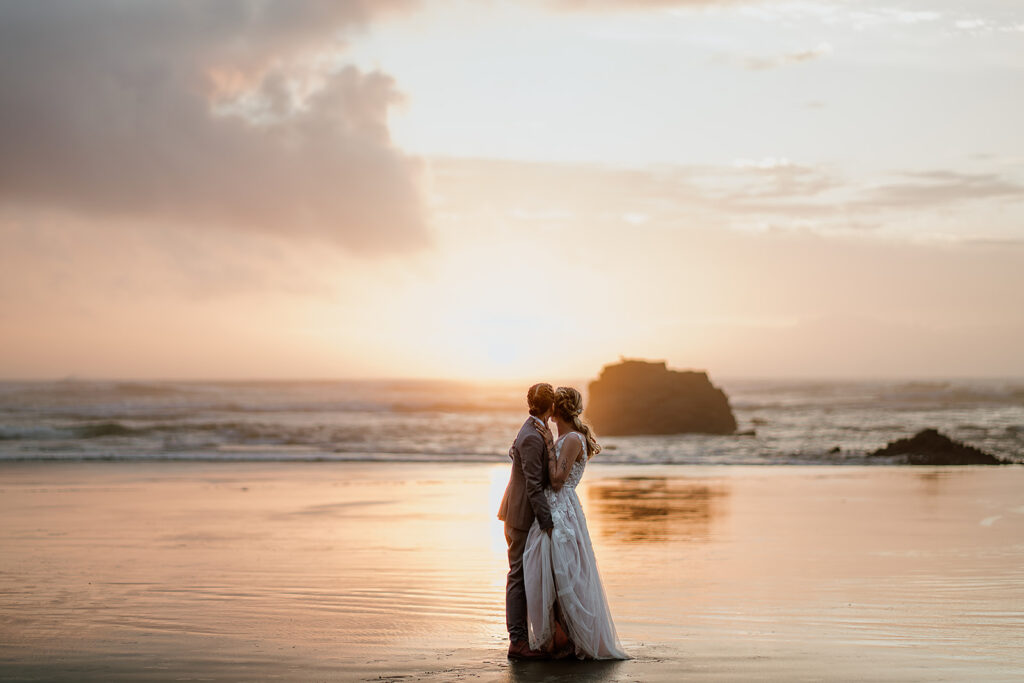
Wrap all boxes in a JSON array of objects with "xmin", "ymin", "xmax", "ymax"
[{"xmin": 2, "ymin": 374, "xmax": 1024, "ymax": 384}]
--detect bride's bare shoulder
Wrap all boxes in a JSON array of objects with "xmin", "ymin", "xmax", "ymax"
[{"xmin": 560, "ymin": 432, "xmax": 584, "ymax": 461}]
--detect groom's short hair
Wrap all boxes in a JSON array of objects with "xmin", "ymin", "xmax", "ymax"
[{"xmin": 527, "ymin": 383, "xmax": 555, "ymax": 417}]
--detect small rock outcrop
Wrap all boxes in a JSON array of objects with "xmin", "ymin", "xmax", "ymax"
[
  {"xmin": 586, "ymin": 359, "xmax": 737, "ymax": 436},
  {"xmin": 868, "ymin": 428, "xmax": 1007, "ymax": 465}
]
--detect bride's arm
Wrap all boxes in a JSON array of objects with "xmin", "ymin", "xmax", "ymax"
[{"xmin": 548, "ymin": 436, "xmax": 582, "ymax": 491}]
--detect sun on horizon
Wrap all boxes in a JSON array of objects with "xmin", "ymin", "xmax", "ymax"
[{"xmin": 1, "ymin": 1, "xmax": 1022, "ymax": 382}]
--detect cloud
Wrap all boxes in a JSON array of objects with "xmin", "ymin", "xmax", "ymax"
[
  {"xmin": 856, "ymin": 170, "xmax": 1024, "ymax": 209},
  {"xmin": 698, "ymin": 160, "xmax": 842, "ymax": 211},
  {"xmin": 845, "ymin": 8, "xmax": 943, "ymax": 29},
  {"xmin": 426, "ymin": 157, "xmax": 1024, "ymax": 243},
  {"xmin": 955, "ymin": 19, "xmax": 989, "ymax": 30},
  {"xmin": 951, "ymin": 17, "xmax": 1024, "ymax": 34},
  {"xmin": 0, "ymin": 0, "xmax": 428, "ymax": 253},
  {"xmin": 740, "ymin": 42, "xmax": 833, "ymax": 70},
  {"xmin": 672, "ymin": 162, "xmax": 1024, "ymax": 225},
  {"xmin": 706, "ymin": 42, "xmax": 833, "ymax": 71},
  {"xmin": 962, "ymin": 238, "xmax": 1024, "ymax": 248},
  {"xmin": 551, "ymin": 0, "xmax": 751, "ymax": 8}
]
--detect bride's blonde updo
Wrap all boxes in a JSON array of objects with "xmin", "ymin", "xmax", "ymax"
[{"xmin": 553, "ymin": 386, "xmax": 601, "ymax": 459}]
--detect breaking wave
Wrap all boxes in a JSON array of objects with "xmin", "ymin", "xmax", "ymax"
[{"xmin": 0, "ymin": 378, "xmax": 1021, "ymax": 464}]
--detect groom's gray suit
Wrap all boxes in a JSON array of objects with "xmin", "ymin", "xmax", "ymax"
[{"xmin": 498, "ymin": 415, "xmax": 553, "ymax": 644}]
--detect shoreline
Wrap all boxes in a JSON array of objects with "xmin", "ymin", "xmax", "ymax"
[
  {"xmin": 3, "ymin": 453, "xmax": 1021, "ymax": 466},
  {"xmin": 2, "ymin": 460, "xmax": 1022, "ymax": 681}
]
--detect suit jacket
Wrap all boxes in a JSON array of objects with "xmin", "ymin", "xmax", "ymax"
[{"xmin": 497, "ymin": 416, "xmax": 553, "ymax": 532}]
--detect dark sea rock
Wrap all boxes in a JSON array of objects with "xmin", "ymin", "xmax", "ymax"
[
  {"xmin": 868, "ymin": 428, "xmax": 1007, "ymax": 465},
  {"xmin": 586, "ymin": 359, "xmax": 737, "ymax": 436}
]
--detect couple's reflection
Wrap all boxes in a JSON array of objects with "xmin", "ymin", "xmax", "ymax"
[
  {"xmin": 584, "ymin": 477, "xmax": 729, "ymax": 544},
  {"xmin": 505, "ymin": 658, "xmax": 625, "ymax": 682}
]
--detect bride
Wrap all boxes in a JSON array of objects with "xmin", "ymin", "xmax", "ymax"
[{"xmin": 522, "ymin": 386, "xmax": 629, "ymax": 660}]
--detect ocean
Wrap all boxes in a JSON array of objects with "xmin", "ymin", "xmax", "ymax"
[{"xmin": 0, "ymin": 378, "xmax": 1021, "ymax": 465}]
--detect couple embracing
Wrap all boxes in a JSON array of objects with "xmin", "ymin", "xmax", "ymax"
[{"xmin": 498, "ymin": 383, "xmax": 629, "ymax": 661}]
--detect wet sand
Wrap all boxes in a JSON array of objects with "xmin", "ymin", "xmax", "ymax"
[{"xmin": 1, "ymin": 461, "xmax": 1022, "ymax": 681}]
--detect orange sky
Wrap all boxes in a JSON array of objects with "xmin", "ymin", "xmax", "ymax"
[{"xmin": 1, "ymin": 1, "xmax": 1022, "ymax": 380}]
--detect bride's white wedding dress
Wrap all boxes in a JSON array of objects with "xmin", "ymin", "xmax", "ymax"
[{"xmin": 522, "ymin": 431, "xmax": 629, "ymax": 660}]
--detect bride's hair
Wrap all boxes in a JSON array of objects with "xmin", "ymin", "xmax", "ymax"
[{"xmin": 553, "ymin": 386, "xmax": 601, "ymax": 459}]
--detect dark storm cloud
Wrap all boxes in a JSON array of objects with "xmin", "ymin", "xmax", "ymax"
[{"xmin": 0, "ymin": 0, "xmax": 428, "ymax": 252}]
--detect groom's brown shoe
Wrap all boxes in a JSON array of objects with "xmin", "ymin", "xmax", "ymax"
[{"xmin": 507, "ymin": 640, "xmax": 546, "ymax": 660}]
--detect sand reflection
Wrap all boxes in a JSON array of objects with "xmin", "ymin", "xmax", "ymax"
[
  {"xmin": 504, "ymin": 659, "xmax": 625, "ymax": 682},
  {"xmin": 916, "ymin": 469, "xmax": 955, "ymax": 495},
  {"xmin": 3, "ymin": 463, "xmax": 1024, "ymax": 681},
  {"xmin": 584, "ymin": 477, "xmax": 729, "ymax": 544}
]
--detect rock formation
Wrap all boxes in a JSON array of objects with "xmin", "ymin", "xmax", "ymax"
[
  {"xmin": 868, "ymin": 428, "xmax": 1007, "ymax": 465},
  {"xmin": 585, "ymin": 359, "xmax": 737, "ymax": 436}
]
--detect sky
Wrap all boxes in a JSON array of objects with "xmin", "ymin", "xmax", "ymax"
[{"xmin": 1, "ymin": 0, "xmax": 1022, "ymax": 381}]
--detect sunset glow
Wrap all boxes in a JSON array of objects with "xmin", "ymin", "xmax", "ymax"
[{"xmin": 1, "ymin": 1, "xmax": 1022, "ymax": 381}]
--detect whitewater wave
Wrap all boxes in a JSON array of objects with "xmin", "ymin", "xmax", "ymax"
[{"xmin": 1, "ymin": 379, "xmax": 1021, "ymax": 465}]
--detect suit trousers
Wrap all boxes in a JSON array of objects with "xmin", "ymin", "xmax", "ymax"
[{"xmin": 504, "ymin": 522, "xmax": 529, "ymax": 642}]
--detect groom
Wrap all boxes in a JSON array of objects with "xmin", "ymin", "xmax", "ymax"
[{"xmin": 498, "ymin": 382, "xmax": 555, "ymax": 660}]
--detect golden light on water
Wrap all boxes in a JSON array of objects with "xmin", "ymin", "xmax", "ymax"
[
  {"xmin": 6, "ymin": 462, "xmax": 1024, "ymax": 678},
  {"xmin": 488, "ymin": 466, "xmax": 512, "ymax": 578}
]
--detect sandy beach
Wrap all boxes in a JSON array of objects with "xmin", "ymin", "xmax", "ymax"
[{"xmin": 1, "ymin": 461, "xmax": 1022, "ymax": 681}]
